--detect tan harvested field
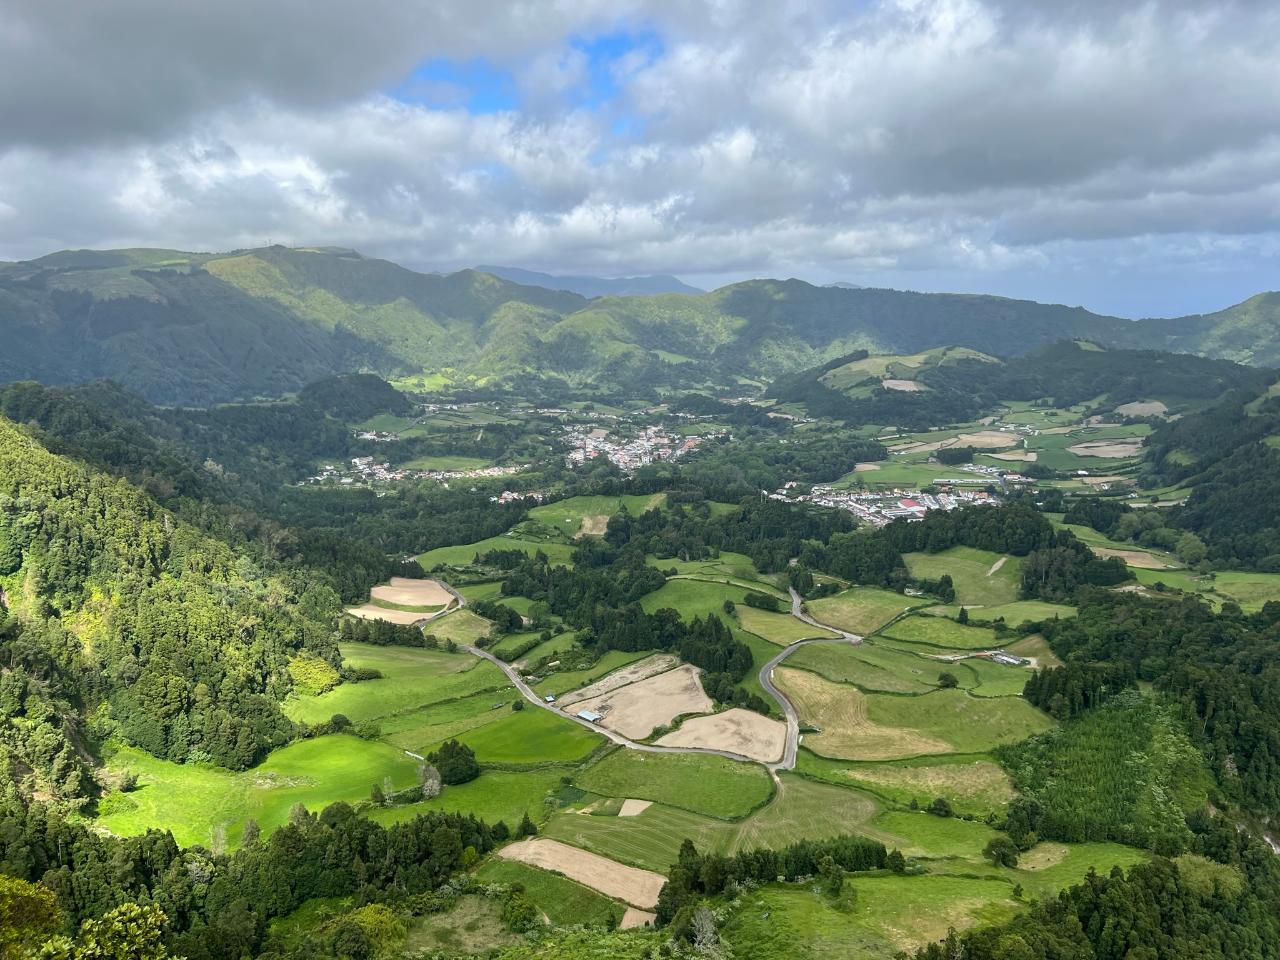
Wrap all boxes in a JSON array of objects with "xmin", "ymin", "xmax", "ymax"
[
  {"xmin": 656, "ymin": 708, "xmax": 787, "ymax": 763},
  {"xmin": 1039, "ymin": 425, "xmax": 1077, "ymax": 435},
  {"xmin": 854, "ymin": 462, "xmax": 882, "ymax": 472},
  {"xmin": 777, "ymin": 668, "xmax": 950, "ymax": 761},
  {"xmin": 883, "ymin": 379, "xmax": 925, "ymax": 392},
  {"xmin": 573, "ymin": 665, "xmax": 713, "ymax": 739},
  {"xmin": 1114, "ymin": 400, "xmax": 1168, "ymax": 417},
  {"xmin": 621, "ymin": 908, "xmax": 656, "ymax": 929},
  {"xmin": 497, "ymin": 838, "xmax": 667, "ymax": 909},
  {"xmin": 559, "ymin": 654, "xmax": 680, "ymax": 706},
  {"xmin": 578, "ymin": 515, "xmax": 610, "ymax": 537},
  {"xmin": 346, "ymin": 604, "xmax": 431, "ymax": 625},
  {"xmin": 909, "ymin": 430, "xmax": 1020, "ymax": 454},
  {"xmin": 370, "ymin": 577, "xmax": 455, "ymax": 608},
  {"xmin": 986, "ymin": 450, "xmax": 1038, "ymax": 462},
  {"xmin": 1066, "ymin": 439, "xmax": 1144, "ymax": 458},
  {"xmin": 1090, "ymin": 546, "xmax": 1178, "ymax": 569},
  {"xmin": 618, "ymin": 799, "xmax": 652, "ymax": 817}
]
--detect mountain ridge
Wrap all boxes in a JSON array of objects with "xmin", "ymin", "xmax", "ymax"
[{"xmin": 2, "ymin": 244, "xmax": 1277, "ymax": 404}]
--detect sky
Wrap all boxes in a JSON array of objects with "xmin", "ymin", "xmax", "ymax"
[{"xmin": 2, "ymin": 0, "xmax": 1279, "ymax": 317}]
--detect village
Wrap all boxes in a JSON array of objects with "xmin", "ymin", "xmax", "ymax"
[
  {"xmin": 298, "ymin": 457, "xmax": 527, "ymax": 489},
  {"xmin": 564, "ymin": 423, "xmax": 721, "ymax": 472},
  {"xmin": 787, "ymin": 482, "xmax": 1001, "ymax": 526}
]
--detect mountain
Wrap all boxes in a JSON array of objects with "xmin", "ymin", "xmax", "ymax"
[
  {"xmin": 475, "ymin": 264, "xmax": 703, "ymax": 297},
  {"xmin": 2, "ymin": 244, "xmax": 1278, "ymax": 404}
]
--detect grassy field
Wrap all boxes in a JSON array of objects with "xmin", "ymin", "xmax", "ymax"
[
  {"xmin": 797, "ymin": 751, "xmax": 1016, "ymax": 816},
  {"xmin": 780, "ymin": 669, "xmax": 1052, "ymax": 761},
  {"xmin": 512, "ymin": 631, "xmax": 579, "ymax": 666},
  {"xmin": 457, "ymin": 581, "xmax": 503, "ymax": 602},
  {"xmin": 529, "ymin": 494, "xmax": 666, "ymax": 536},
  {"xmin": 927, "ymin": 599, "xmax": 1077, "ymax": 625},
  {"xmin": 285, "ymin": 644, "xmax": 506, "ymax": 726},
  {"xmin": 473, "ymin": 860, "xmax": 625, "ymax": 927},
  {"xmin": 368, "ymin": 769, "xmax": 565, "ymax": 829},
  {"xmin": 418, "ymin": 534, "xmax": 576, "ymax": 570},
  {"xmin": 446, "ymin": 708, "xmax": 603, "ymax": 764},
  {"xmin": 99, "ymin": 736, "xmax": 421, "ymax": 849},
  {"xmin": 833, "ymin": 461, "xmax": 990, "ymax": 491},
  {"xmin": 786, "ymin": 642, "xmax": 937, "ymax": 694},
  {"xmin": 639, "ymin": 577, "xmax": 755, "ymax": 620},
  {"xmin": 735, "ymin": 606, "xmax": 839, "ymax": 645},
  {"xmin": 904, "ymin": 547, "xmax": 1022, "ymax": 607},
  {"xmin": 402, "ymin": 455, "xmax": 493, "ymax": 471},
  {"xmin": 574, "ymin": 749, "xmax": 773, "ymax": 820},
  {"xmin": 543, "ymin": 775, "xmax": 885, "ymax": 873},
  {"xmin": 806, "ymin": 587, "xmax": 930, "ymax": 636},
  {"xmin": 402, "ymin": 895, "xmax": 523, "ymax": 955},
  {"xmin": 880, "ymin": 614, "xmax": 999, "ymax": 649},
  {"xmin": 426, "ymin": 609, "xmax": 495, "ymax": 645},
  {"xmin": 649, "ymin": 550, "xmax": 778, "ymax": 588},
  {"xmin": 722, "ymin": 877, "xmax": 1018, "ymax": 959}
]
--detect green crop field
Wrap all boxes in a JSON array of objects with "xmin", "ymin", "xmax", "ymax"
[
  {"xmin": 904, "ymin": 547, "xmax": 1022, "ymax": 607},
  {"xmin": 881, "ymin": 614, "xmax": 999, "ymax": 649},
  {"xmin": 785, "ymin": 642, "xmax": 937, "ymax": 694},
  {"xmin": 867, "ymin": 689, "xmax": 1054, "ymax": 754},
  {"xmin": 285, "ymin": 644, "xmax": 507, "ymax": 726},
  {"xmin": 369, "ymin": 769, "xmax": 565, "ymax": 830},
  {"xmin": 474, "ymin": 860, "xmax": 625, "ymax": 927},
  {"xmin": 378, "ymin": 689, "xmax": 517, "ymax": 752},
  {"xmin": 418, "ymin": 534, "xmax": 576, "ymax": 570},
  {"xmin": 806, "ymin": 587, "xmax": 930, "ymax": 636},
  {"xmin": 639, "ymin": 577, "xmax": 755, "ymax": 619},
  {"xmin": 98, "ymin": 736, "xmax": 420, "ymax": 850},
  {"xmin": 735, "ymin": 605, "xmax": 838, "ymax": 645},
  {"xmin": 574, "ymin": 749, "xmax": 773, "ymax": 820},
  {"xmin": 426, "ymin": 609, "xmax": 495, "ymax": 645},
  {"xmin": 448, "ymin": 708, "xmax": 603, "ymax": 764},
  {"xmin": 796, "ymin": 751, "xmax": 1016, "ymax": 816},
  {"xmin": 457, "ymin": 581, "xmax": 503, "ymax": 602},
  {"xmin": 873, "ymin": 808, "xmax": 1000, "ymax": 859},
  {"xmin": 722, "ymin": 877, "xmax": 1018, "ymax": 959},
  {"xmin": 543, "ymin": 775, "xmax": 885, "ymax": 873}
]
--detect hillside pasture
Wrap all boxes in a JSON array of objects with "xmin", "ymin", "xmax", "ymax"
[
  {"xmin": 904, "ymin": 547, "xmax": 1022, "ymax": 607},
  {"xmin": 881, "ymin": 614, "xmax": 999, "ymax": 649},
  {"xmin": 473, "ymin": 860, "xmax": 625, "ymax": 928},
  {"xmin": 529, "ymin": 493, "xmax": 666, "ymax": 537},
  {"xmin": 368, "ymin": 768, "xmax": 564, "ymax": 829},
  {"xmin": 785, "ymin": 642, "xmax": 937, "ymax": 694},
  {"xmin": 797, "ymin": 751, "xmax": 1016, "ymax": 816},
  {"xmin": 418, "ymin": 533, "xmax": 575, "ymax": 570},
  {"xmin": 735, "ymin": 605, "xmax": 839, "ymax": 645},
  {"xmin": 806, "ymin": 587, "xmax": 930, "ymax": 636},
  {"xmin": 497, "ymin": 838, "xmax": 668, "ymax": 909}
]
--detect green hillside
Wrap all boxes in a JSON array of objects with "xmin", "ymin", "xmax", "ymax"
[{"xmin": 2, "ymin": 244, "xmax": 1278, "ymax": 404}]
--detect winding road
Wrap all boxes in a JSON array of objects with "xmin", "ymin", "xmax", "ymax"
[{"xmin": 449, "ymin": 581, "xmax": 860, "ymax": 772}]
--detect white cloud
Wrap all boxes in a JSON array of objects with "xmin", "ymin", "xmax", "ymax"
[{"xmin": 1, "ymin": 0, "xmax": 1279, "ymax": 314}]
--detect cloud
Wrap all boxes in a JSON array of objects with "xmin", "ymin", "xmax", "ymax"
[{"xmin": 1, "ymin": 0, "xmax": 1279, "ymax": 315}]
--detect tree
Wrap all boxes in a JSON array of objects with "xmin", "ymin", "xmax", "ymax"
[
  {"xmin": 928, "ymin": 797, "xmax": 953, "ymax": 818},
  {"xmin": 691, "ymin": 907, "xmax": 722, "ymax": 958},
  {"xmin": 516, "ymin": 812, "xmax": 538, "ymax": 838},
  {"xmin": 39, "ymin": 903, "xmax": 173, "ymax": 960},
  {"xmin": 818, "ymin": 855, "xmax": 845, "ymax": 896},
  {"xmin": 428, "ymin": 740, "xmax": 480, "ymax": 785},
  {"xmin": 511, "ymin": 699, "xmax": 524, "ymax": 711},
  {"xmin": 983, "ymin": 835, "xmax": 1020, "ymax": 868},
  {"xmin": 886, "ymin": 849, "xmax": 907, "ymax": 874},
  {"xmin": 1175, "ymin": 532, "xmax": 1208, "ymax": 567},
  {"xmin": 420, "ymin": 764, "xmax": 442, "ymax": 800},
  {"xmin": 241, "ymin": 819, "xmax": 261, "ymax": 845},
  {"xmin": 370, "ymin": 783, "xmax": 386, "ymax": 805},
  {"xmin": 1, "ymin": 876, "xmax": 61, "ymax": 960},
  {"xmin": 938, "ymin": 672, "xmax": 959, "ymax": 689},
  {"xmin": 957, "ymin": 607, "xmax": 969, "ymax": 625}
]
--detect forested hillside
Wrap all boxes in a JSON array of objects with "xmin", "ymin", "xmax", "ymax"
[
  {"xmin": 0, "ymin": 415, "xmax": 340, "ymax": 801},
  {"xmin": 3, "ymin": 244, "xmax": 1279, "ymax": 405}
]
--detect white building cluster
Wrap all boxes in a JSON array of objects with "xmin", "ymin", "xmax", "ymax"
[
  {"xmin": 564, "ymin": 424, "xmax": 711, "ymax": 473},
  {"xmin": 796, "ymin": 485, "xmax": 997, "ymax": 526}
]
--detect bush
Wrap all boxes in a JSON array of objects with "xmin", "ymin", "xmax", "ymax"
[{"xmin": 428, "ymin": 740, "xmax": 480, "ymax": 785}]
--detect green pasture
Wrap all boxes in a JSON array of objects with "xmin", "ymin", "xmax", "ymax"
[
  {"xmin": 528, "ymin": 493, "xmax": 667, "ymax": 532},
  {"xmin": 867, "ymin": 688, "xmax": 1053, "ymax": 755},
  {"xmin": 639, "ymin": 577, "xmax": 755, "ymax": 619},
  {"xmin": 796, "ymin": 751, "xmax": 1016, "ymax": 817},
  {"xmin": 285, "ymin": 644, "xmax": 506, "ymax": 726},
  {"xmin": 450, "ymin": 708, "xmax": 603, "ymax": 764},
  {"xmin": 785, "ymin": 642, "xmax": 937, "ymax": 694},
  {"xmin": 98, "ymin": 736, "xmax": 420, "ymax": 850},
  {"xmin": 402, "ymin": 455, "xmax": 493, "ymax": 471},
  {"xmin": 806, "ymin": 587, "xmax": 930, "ymax": 636},
  {"xmin": 418, "ymin": 534, "xmax": 576, "ymax": 570},
  {"xmin": 736, "ymin": 606, "xmax": 838, "ymax": 645},
  {"xmin": 474, "ymin": 860, "xmax": 625, "ymax": 928},
  {"xmin": 574, "ymin": 749, "xmax": 773, "ymax": 820},
  {"xmin": 880, "ymin": 614, "xmax": 999, "ymax": 649},
  {"xmin": 904, "ymin": 547, "xmax": 1022, "ymax": 607},
  {"xmin": 927, "ymin": 599, "xmax": 1076, "ymax": 625},
  {"xmin": 369, "ymin": 769, "xmax": 566, "ymax": 831},
  {"xmin": 426, "ymin": 609, "xmax": 495, "ymax": 645}
]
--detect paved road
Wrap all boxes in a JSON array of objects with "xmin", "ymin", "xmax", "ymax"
[{"xmin": 450, "ymin": 584, "xmax": 860, "ymax": 773}]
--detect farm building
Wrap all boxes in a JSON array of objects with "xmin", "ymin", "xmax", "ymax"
[{"xmin": 577, "ymin": 709, "xmax": 604, "ymax": 723}]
